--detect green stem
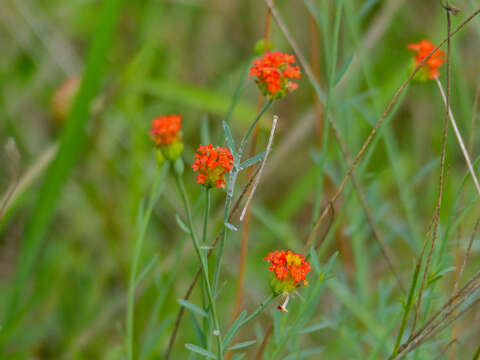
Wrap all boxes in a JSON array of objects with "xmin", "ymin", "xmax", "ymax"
[
  {"xmin": 237, "ymin": 99, "xmax": 272, "ymax": 158},
  {"xmin": 126, "ymin": 163, "xmax": 169, "ymax": 360},
  {"xmin": 393, "ymin": 263, "xmax": 421, "ymax": 356},
  {"xmin": 202, "ymin": 188, "xmax": 211, "ymax": 244},
  {"xmin": 213, "ymin": 188, "xmax": 233, "ymax": 293},
  {"xmin": 174, "ymin": 171, "xmax": 224, "ymax": 359},
  {"xmin": 202, "ymin": 187, "xmax": 211, "ymax": 349},
  {"xmin": 240, "ymin": 294, "xmax": 275, "ymax": 327}
]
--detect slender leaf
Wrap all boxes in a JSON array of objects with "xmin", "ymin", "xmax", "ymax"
[
  {"xmin": 226, "ymin": 340, "xmax": 256, "ymax": 351},
  {"xmin": 297, "ymin": 321, "xmax": 332, "ymax": 334},
  {"xmin": 185, "ymin": 344, "xmax": 217, "ymax": 359},
  {"xmin": 334, "ymin": 54, "xmax": 354, "ymax": 85},
  {"xmin": 223, "ymin": 121, "xmax": 236, "ymax": 156},
  {"xmin": 282, "ymin": 347, "xmax": 324, "ymax": 360},
  {"xmin": 176, "ymin": 214, "xmax": 191, "ymax": 235},
  {"xmin": 190, "ymin": 313, "xmax": 206, "ymax": 349},
  {"xmin": 223, "ymin": 310, "xmax": 247, "ymax": 348},
  {"xmin": 201, "ymin": 114, "xmax": 211, "ymax": 144},
  {"xmin": 239, "ymin": 151, "xmax": 265, "ymax": 170},
  {"xmin": 135, "ymin": 255, "xmax": 159, "ymax": 286},
  {"xmin": 178, "ymin": 299, "xmax": 208, "ymax": 318}
]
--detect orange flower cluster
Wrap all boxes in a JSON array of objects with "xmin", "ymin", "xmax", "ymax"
[
  {"xmin": 150, "ymin": 115, "xmax": 182, "ymax": 146},
  {"xmin": 265, "ymin": 250, "xmax": 311, "ymax": 297},
  {"xmin": 249, "ymin": 51, "xmax": 301, "ymax": 99},
  {"xmin": 191, "ymin": 144, "xmax": 234, "ymax": 188},
  {"xmin": 407, "ymin": 40, "xmax": 445, "ymax": 80}
]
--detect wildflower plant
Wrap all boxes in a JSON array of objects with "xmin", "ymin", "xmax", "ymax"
[{"xmin": 141, "ymin": 49, "xmax": 312, "ymax": 360}]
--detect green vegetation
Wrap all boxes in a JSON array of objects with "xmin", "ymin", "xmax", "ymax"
[{"xmin": 1, "ymin": 0, "xmax": 480, "ymax": 359}]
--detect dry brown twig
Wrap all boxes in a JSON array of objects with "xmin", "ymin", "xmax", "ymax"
[{"xmin": 391, "ymin": 273, "xmax": 480, "ymax": 359}]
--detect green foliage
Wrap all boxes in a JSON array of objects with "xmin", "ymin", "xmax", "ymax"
[{"xmin": 2, "ymin": 0, "xmax": 480, "ymax": 359}]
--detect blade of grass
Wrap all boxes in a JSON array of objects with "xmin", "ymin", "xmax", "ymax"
[{"xmin": 0, "ymin": 0, "xmax": 124, "ymax": 348}]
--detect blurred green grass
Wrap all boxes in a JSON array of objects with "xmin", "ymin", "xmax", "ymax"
[{"xmin": 1, "ymin": 0, "xmax": 480, "ymax": 359}]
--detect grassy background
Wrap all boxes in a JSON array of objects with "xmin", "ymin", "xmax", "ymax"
[{"xmin": 1, "ymin": 0, "xmax": 480, "ymax": 358}]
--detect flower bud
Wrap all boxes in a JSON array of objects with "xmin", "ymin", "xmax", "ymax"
[{"xmin": 150, "ymin": 115, "xmax": 184, "ymax": 162}]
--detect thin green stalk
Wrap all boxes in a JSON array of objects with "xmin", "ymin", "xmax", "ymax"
[
  {"xmin": 174, "ymin": 171, "xmax": 224, "ymax": 359},
  {"xmin": 212, "ymin": 181, "xmax": 234, "ymax": 294},
  {"xmin": 202, "ymin": 187, "xmax": 211, "ymax": 349},
  {"xmin": 126, "ymin": 163, "xmax": 169, "ymax": 360},
  {"xmin": 202, "ymin": 187, "xmax": 211, "ymax": 244},
  {"xmin": 223, "ymin": 294, "xmax": 275, "ymax": 354},
  {"xmin": 240, "ymin": 294, "xmax": 275, "ymax": 328},
  {"xmin": 237, "ymin": 99, "xmax": 273, "ymax": 158},
  {"xmin": 393, "ymin": 263, "xmax": 421, "ymax": 356}
]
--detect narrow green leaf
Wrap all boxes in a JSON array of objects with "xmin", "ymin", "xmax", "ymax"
[
  {"xmin": 358, "ymin": 0, "xmax": 379, "ymax": 19},
  {"xmin": 190, "ymin": 313, "xmax": 206, "ymax": 349},
  {"xmin": 232, "ymin": 354, "xmax": 246, "ymax": 360},
  {"xmin": 239, "ymin": 151, "xmax": 266, "ymax": 170},
  {"xmin": 176, "ymin": 214, "xmax": 191, "ymax": 235},
  {"xmin": 185, "ymin": 344, "xmax": 217, "ymax": 359},
  {"xmin": 309, "ymin": 246, "xmax": 321, "ymax": 275},
  {"xmin": 178, "ymin": 299, "xmax": 208, "ymax": 318},
  {"xmin": 201, "ymin": 114, "xmax": 211, "ymax": 144},
  {"xmin": 227, "ymin": 340, "xmax": 256, "ymax": 351},
  {"xmin": 223, "ymin": 310, "xmax": 247, "ymax": 348},
  {"xmin": 223, "ymin": 121, "xmax": 236, "ymax": 156},
  {"xmin": 334, "ymin": 54, "xmax": 354, "ymax": 85},
  {"xmin": 297, "ymin": 321, "xmax": 332, "ymax": 334},
  {"xmin": 282, "ymin": 347, "xmax": 324, "ymax": 359},
  {"xmin": 135, "ymin": 255, "xmax": 159, "ymax": 287}
]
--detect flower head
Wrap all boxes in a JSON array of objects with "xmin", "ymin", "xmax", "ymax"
[
  {"xmin": 150, "ymin": 115, "xmax": 184, "ymax": 163},
  {"xmin": 265, "ymin": 250, "xmax": 311, "ymax": 303},
  {"xmin": 407, "ymin": 40, "xmax": 445, "ymax": 81},
  {"xmin": 150, "ymin": 115, "xmax": 182, "ymax": 146},
  {"xmin": 249, "ymin": 51, "xmax": 300, "ymax": 99},
  {"xmin": 191, "ymin": 144, "xmax": 234, "ymax": 188}
]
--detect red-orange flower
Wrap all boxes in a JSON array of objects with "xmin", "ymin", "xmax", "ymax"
[
  {"xmin": 150, "ymin": 115, "xmax": 182, "ymax": 146},
  {"xmin": 249, "ymin": 51, "xmax": 301, "ymax": 99},
  {"xmin": 265, "ymin": 250, "xmax": 310, "ymax": 297},
  {"xmin": 407, "ymin": 40, "xmax": 445, "ymax": 80},
  {"xmin": 191, "ymin": 144, "xmax": 234, "ymax": 188}
]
